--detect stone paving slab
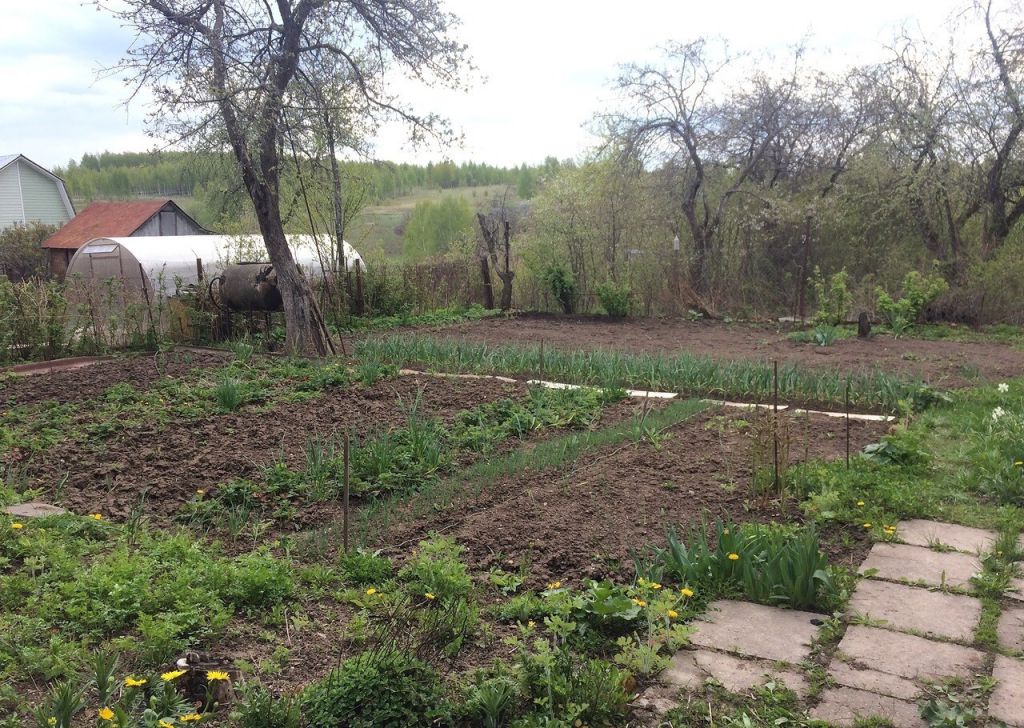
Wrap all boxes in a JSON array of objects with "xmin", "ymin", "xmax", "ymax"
[
  {"xmin": 2, "ymin": 502, "xmax": 68, "ymax": 518},
  {"xmin": 846, "ymin": 579, "xmax": 981, "ymax": 642},
  {"xmin": 663, "ymin": 649, "xmax": 810, "ymax": 699},
  {"xmin": 859, "ymin": 542, "xmax": 981, "ymax": 589},
  {"xmin": 828, "ymin": 661, "xmax": 920, "ymax": 701},
  {"xmin": 836, "ymin": 624, "xmax": 986, "ymax": 682},
  {"xmin": 688, "ymin": 600, "xmax": 823, "ymax": 664},
  {"xmin": 1008, "ymin": 577, "xmax": 1024, "ymax": 603},
  {"xmin": 810, "ymin": 686, "xmax": 926, "ymax": 728},
  {"xmin": 989, "ymin": 655, "xmax": 1024, "ymax": 727},
  {"xmin": 895, "ymin": 519, "xmax": 995, "ymax": 554},
  {"xmin": 998, "ymin": 605, "xmax": 1024, "ymax": 652}
]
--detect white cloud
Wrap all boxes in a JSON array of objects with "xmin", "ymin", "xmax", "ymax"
[{"xmin": 1, "ymin": 0, "xmax": 972, "ymax": 169}]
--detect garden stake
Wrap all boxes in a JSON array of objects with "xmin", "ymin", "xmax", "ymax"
[
  {"xmin": 773, "ymin": 359, "xmax": 779, "ymax": 494},
  {"xmin": 845, "ymin": 379, "xmax": 851, "ymax": 468},
  {"xmin": 343, "ymin": 430, "xmax": 351, "ymax": 553},
  {"xmin": 539, "ymin": 339, "xmax": 545, "ymax": 380}
]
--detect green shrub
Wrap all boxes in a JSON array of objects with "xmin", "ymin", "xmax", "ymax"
[
  {"xmin": 541, "ymin": 264, "xmax": 577, "ymax": 314},
  {"xmin": 594, "ymin": 281, "xmax": 631, "ymax": 318},
  {"xmin": 301, "ymin": 651, "xmax": 443, "ymax": 728},
  {"xmin": 812, "ymin": 268, "xmax": 852, "ymax": 326},
  {"xmin": 876, "ymin": 270, "xmax": 949, "ymax": 337},
  {"xmin": 398, "ymin": 535, "xmax": 473, "ymax": 601},
  {"xmin": 338, "ymin": 549, "xmax": 393, "ymax": 586}
]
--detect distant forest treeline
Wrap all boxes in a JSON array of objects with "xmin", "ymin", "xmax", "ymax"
[{"xmin": 55, "ymin": 151, "xmax": 549, "ymax": 206}]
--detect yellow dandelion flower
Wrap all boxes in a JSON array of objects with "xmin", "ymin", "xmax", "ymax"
[
  {"xmin": 727, "ymin": 553, "xmax": 739, "ymax": 561},
  {"xmin": 90, "ymin": 513, "xmax": 103, "ymax": 521},
  {"xmin": 161, "ymin": 669, "xmax": 187, "ymax": 681},
  {"xmin": 365, "ymin": 588, "xmax": 377, "ymax": 596},
  {"xmin": 856, "ymin": 501, "xmax": 865, "ymax": 507},
  {"xmin": 424, "ymin": 592, "xmax": 435, "ymax": 600},
  {"xmin": 527, "ymin": 620, "xmax": 536, "ymax": 628},
  {"xmin": 638, "ymin": 577, "xmax": 647, "ymax": 585},
  {"xmin": 722, "ymin": 528, "xmax": 730, "ymax": 535},
  {"xmin": 667, "ymin": 609, "xmax": 679, "ymax": 619},
  {"xmin": 632, "ymin": 598, "xmax": 647, "ymax": 607},
  {"xmin": 1015, "ymin": 460, "xmax": 1023, "ymax": 467},
  {"xmin": 547, "ymin": 580, "xmax": 562, "ymax": 590},
  {"xmin": 196, "ymin": 489, "xmax": 205, "ymax": 495},
  {"xmin": 181, "ymin": 715, "xmax": 202, "ymax": 723},
  {"xmin": 159, "ymin": 722, "xmax": 174, "ymax": 728},
  {"xmin": 681, "ymin": 587, "xmax": 695, "ymax": 598},
  {"xmin": 48, "ymin": 718, "xmax": 56, "ymax": 727},
  {"xmin": 206, "ymin": 670, "xmax": 229, "ymax": 681},
  {"xmin": 98, "ymin": 707, "xmax": 115, "ymax": 721},
  {"xmin": 11, "ymin": 522, "xmax": 23, "ymax": 530},
  {"xmin": 124, "ymin": 676, "xmax": 147, "ymax": 687},
  {"xmin": 863, "ymin": 523, "xmax": 872, "ymax": 529},
  {"xmin": 650, "ymin": 582, "xmax": 662, "ymax": 590}
]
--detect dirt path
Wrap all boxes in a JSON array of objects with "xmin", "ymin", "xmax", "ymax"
[{"xmin": 403, "ymin": 314, "xmax": 1024, "ymax": 388}]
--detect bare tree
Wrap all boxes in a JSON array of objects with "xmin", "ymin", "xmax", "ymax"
[
  {"xmin": 476, "ymin": 193, "xmax": 518, "ymax": 310},
  {"xmin": 99, "ymin": 0, "xmax": 469, "ymax": 355}
]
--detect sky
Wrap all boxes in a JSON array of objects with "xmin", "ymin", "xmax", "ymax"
[{"xmin": 1, "ymin": 0, "xmax": 972, "ymax": 170}]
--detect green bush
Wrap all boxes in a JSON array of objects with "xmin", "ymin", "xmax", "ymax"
[
  {"xmin": 812, "ymin": 268, "xmax": 852, "ymax": 326},
  {"xmin": 398, "ymin": 535, "xmax": 473, "ymax": 601},
  {"xmin": 541, "ymin": 264, "xmax": 577, "ymax": 314},
  {"xmin": 594, "ymin": 281, "xmax": 631, "ymax": 318},
  {"xmin": 301, "ymin": 651, "xmax": 443, "ymax": 728},
  {"xmin": 338, "ymin": 549, "xmax": 393, "ymax": 586},
  {"xmin": 876, "ymin": 270, "xmax": 949, "ymax": 337}
]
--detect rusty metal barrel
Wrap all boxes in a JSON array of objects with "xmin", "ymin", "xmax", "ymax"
[{"xmin": 216, "ymin": 263, "xmax": 283, "ymax": 311}]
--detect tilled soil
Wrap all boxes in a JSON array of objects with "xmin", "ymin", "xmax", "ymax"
[
  {"xmin": 26, "ymin": 374, "xmax": 530, "ymax": 521},
  {"xmin": 403, "ymin": 313, "xmax": 1024, "ymax": 388},
  {"xmin": 375, "ymin": 407, "xmax": 888, "ymax": 586},
  {"xmin": 1, "ymin": 348, "xmax": 231, "ymax": 407}
]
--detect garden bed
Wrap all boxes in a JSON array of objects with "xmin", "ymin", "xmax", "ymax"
[{"xmin": 397, "ymin": 312, "xmax": 1024, "ymax": 388}]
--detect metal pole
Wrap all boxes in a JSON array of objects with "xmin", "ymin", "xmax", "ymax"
[
  {"xmin": 773, "ymin": 360, "xmax": 779, "ymax": 494},
  {"xmin": 342, "ymin": 430, "xmax": 351, "ymax": 552},
  {"xmin": 845, "ymin": 379, "xmax": 851, "ymax": 469},
  {"xmin": 539, "ymin": 339, "xmax": 545, "ymax": 381}
]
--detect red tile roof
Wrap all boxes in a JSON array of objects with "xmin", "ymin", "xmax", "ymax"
[{"xmin": 41, "ymin": 200, "xmax": 172, "ymax": 249}]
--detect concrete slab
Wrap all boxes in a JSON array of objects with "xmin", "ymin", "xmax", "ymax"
[
  {"xmin": 895, "ymin": 519, "xmax": 995, "ymax": 554},
  {"xmin": 990, "ymin": 655, "xmax": 1024, "ymax": 727},
  {"xmin": 3, "ymin": 502, "xmax": 68, "ymax": 518},
  {"xmin": 810, "ymin": 686, "xmax": 926, "ymax": 728},
  {"xmin": 688, "ymin": 600, "xmax": 823, "ymax": 664},
  {"xmin": 998, "ymin": 606, "xmax": 1024, "ymax": 652},
  {"xmin": 828, "ymin": 661, "xmax": 920, "ymax": 701},
  {"xmin": 1008, "ymin": 577, "xmax": 1024, "ymax": 603},
  {"xmin": 835, "ymin": 624, "xmax": 985, "ymax": 682},
  {"xmin": 859, "ymin": 542, "xmax": 981, "ymax": 589},
  {"xmin": 663, "ymin": 649, "xmax": 810, "ymax": 699},
  {"xmin": 846, "ymin": 579, "xmax": 981, "ymax": 642}
]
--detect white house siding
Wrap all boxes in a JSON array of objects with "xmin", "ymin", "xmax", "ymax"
[
  {"xmin": 18, "ymin": 161, "xmax": 73, "ymax": 227},
  {"xmin": 0, "ymin": 162, "xmax": 24, "ymax": 228}
]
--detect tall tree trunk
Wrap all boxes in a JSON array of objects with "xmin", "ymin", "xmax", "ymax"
[{"xmin": 251, "ymin": 187, "xmax": 332, "ymax": 356}]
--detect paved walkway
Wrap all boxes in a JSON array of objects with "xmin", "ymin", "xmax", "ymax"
[{"xmin": 634, "ymin": 519, "xmax": 1024, "ymax": 727}]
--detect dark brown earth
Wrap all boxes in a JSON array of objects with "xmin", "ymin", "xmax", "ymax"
[
  {"xmin": 26, "ymin": 373, "xmax": 530, "ymax": 521},
  {"xmin": 375, "ymin": 406, "xmax": 886, "ymax": 587},
  {"xmin": 404, "ymin": 313, "xmax": 1024, "ymax": 388},
  {"xmin": 0, "ymin": 348, "xmax": 231, "ymax": 407}
]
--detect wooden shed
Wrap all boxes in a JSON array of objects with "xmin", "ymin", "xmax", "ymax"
[{"xmin": 41, "ymin": 199, "xmax": 208, "ymax": 279}]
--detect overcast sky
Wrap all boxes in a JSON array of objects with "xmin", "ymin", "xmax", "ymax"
[{"xmin": 2, "ymin": 0, "xmax": 969, "ymax": 170}]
